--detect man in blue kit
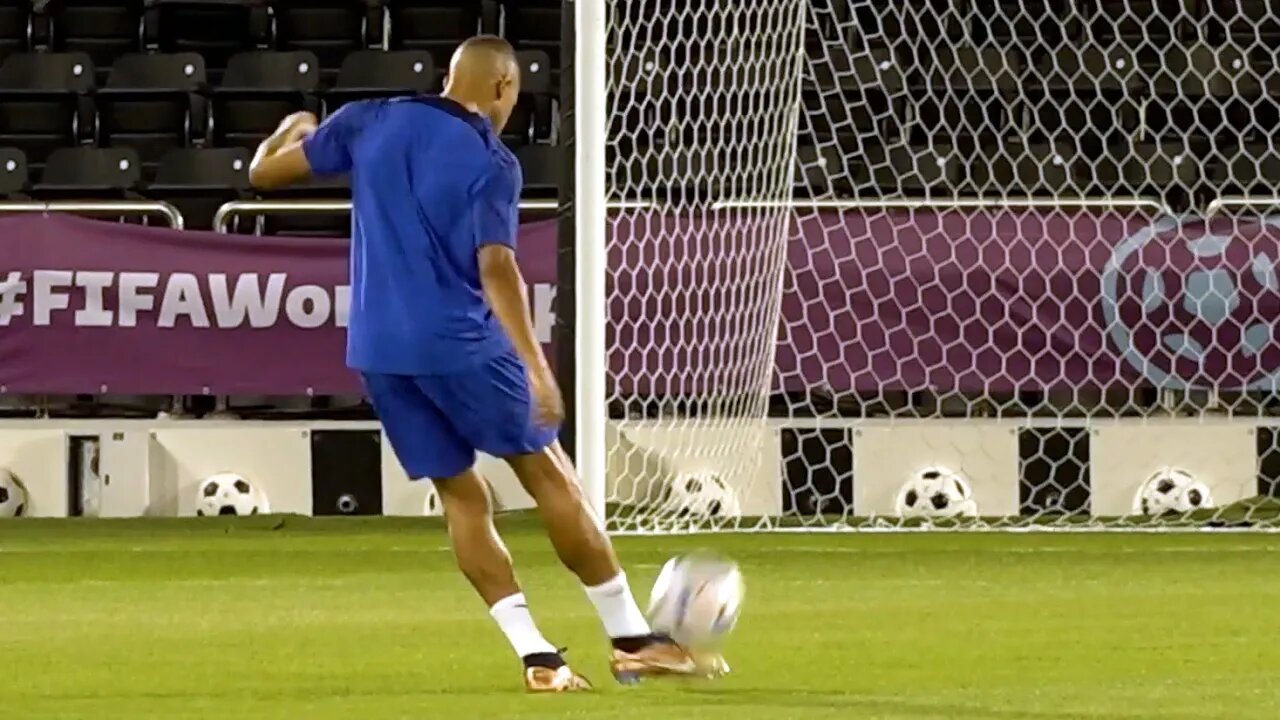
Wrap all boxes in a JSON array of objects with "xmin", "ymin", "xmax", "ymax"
[{"xmin": 248, "ymin": 36, "xmax": 720, "ymax": 692}]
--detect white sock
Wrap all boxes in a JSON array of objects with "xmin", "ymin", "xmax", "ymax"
[
  {"xmin": 489, "ymin": 593, "xmax": 558, "ymax": 658},
  {"xmin": 584, "ymin": 572, "xmax": 652, "ymax": 639}
]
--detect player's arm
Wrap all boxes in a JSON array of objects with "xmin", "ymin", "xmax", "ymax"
[
  {"xmin": 248, "ymin": 112, "xmax": 317, "ymax": 190},
  {"xmin": 250, "ymin": 103, "xmax": 364, "ymax": 190},
  {"xmin": 479, "ymin": 245, "xmax": 548, "ymax": 375}
]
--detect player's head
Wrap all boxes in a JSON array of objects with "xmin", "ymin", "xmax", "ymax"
[{"xmin": 443, "ymin": 35, "xmax": 521, "ymax": 132}]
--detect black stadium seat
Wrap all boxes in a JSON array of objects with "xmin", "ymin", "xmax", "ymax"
[
  {"xmin": 211, "ymin": 50, "xmax": 319, "ymax": 150},
  {"xmin": 385, "ymin": 0, "xmax": 493, "ymax": 72},
  {"xmin": 502, "ymin": 0, "xmax": 561, "ymax": 88},
  {"xmin": 97, "ymin": 52, "xmax": 207, "ymax": 172},
  {"xmin": 324, "ymin": 49, "xmax": 434, "ymax": 113},
  {"xmin": 515, "ymin": 143, "xmax": 558, "ymax": 196},
  {"xmin": 145, "ymin": 0, "xmax": 269, "ymax": 81},
  {"xmin": 501, "ymin": 50, "xmax": 553, "ymax": 147},
  {"xmin": 0, "ymin": 146, "xmax": 29, "ymax": 197},
  {"xmin": 272, "ymin": 0, "xmax": 379, "ymax": 79},
  {"xmin": 35, "ymin": 146, "xmax": 141, "ymax": 197},
  {"xmin": 148, "ymin": 147, "xmax": 251, "ymax": 229},
  {"xmin": 0, "ymin": 1, "xmax": 30, "ymax": 65},
  {"xmin": 0, "ymin": 52, "xmax": 94, "ymax": 171},
  {"xmin": 48, "ymin": 0, "xmax": 146, "ymax": 83}
]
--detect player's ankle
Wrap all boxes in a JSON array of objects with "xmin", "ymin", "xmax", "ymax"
[
  {"xmin": 522, "ymin": 651, "xmax": 566, "ymax": 669},
  {"xmin": 610, "ymin": 634, "xmax": 663, "ymax": 653}
]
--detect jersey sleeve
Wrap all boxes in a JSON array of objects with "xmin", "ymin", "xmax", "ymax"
[
  {"xmin": 302, "ymin": 102, "xmax": 367, "ymax": 176},
  {"xmin": 474, "ymin": 161, "xmax": 521, "ymax": 250}
]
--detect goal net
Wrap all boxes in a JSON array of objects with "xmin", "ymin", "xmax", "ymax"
[{"xmin": 598, "ymin": 1, "xmax": 1280, "ymax": 532}]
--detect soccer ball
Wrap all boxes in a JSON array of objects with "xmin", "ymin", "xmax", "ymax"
[
  {"xmin": 647, "ymin": 552, "xmax": 744, "ymax": 649},
  {"xmin": 195, "ymin": 472, "xmax": 268, "ymax": 516},
  {"xmin": 664, "ymin": 474, "xmax": 741, "ymax": 518},
  {"xmin": 0, "ymin": 467, "xmax": 27, "ymax": 517},
  {"xmin": 894, "ymin": 466, "xmax": 978, "ymax": 518},
  {"xmin": 1135, "ymin": 468, "xmax": 1214, "ymax": 515}
]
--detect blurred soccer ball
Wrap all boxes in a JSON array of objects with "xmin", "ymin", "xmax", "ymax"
[
  {"xmin": 0, "ymin": 467, "xmax": 27, "ymax": 518},
  {"xmin": 1135, "ymin": 468, "xmax": 1214, "ymax": 515},
  {"xmin": 196, "ymin": 472, "xmax": 268, "ymax": 517},
  {"xmin": 647, "ymin": 552, "xmax": 744, "ymax": 649},
  {"xmin": 894, "ymin": 466, "xmax": 978, "ymax": 518},
  {"xmin": 665, "ymin": 474, "xmax": 741, "ymax": 518}
]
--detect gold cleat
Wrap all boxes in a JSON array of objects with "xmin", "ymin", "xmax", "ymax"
[
  {"xmin": 609, "ymin": 638, "xmax": 729, "ymax": 684},
  {"xmin": 524, "ymin": 665, "xmax": 593, "ymax": 693}
]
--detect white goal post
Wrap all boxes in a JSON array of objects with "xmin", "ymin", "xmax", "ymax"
[{"xmin": 573, "ymin": 0, "xmax": 1280, "ymax": 533}]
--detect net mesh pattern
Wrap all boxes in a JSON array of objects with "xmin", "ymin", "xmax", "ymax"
[{"xmin": 603, "ymin": 0, "xmax": 1280, "ymax": 532}]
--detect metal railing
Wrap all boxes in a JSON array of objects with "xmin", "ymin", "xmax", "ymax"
[
  {"xmin": 711, "ymin": 197, "xmax": 1176, "ymax": 214},
  {"xmin": 0, "ymin": 200, "xmax": 184, "ymax": 229},
  {"xmin": 1205, "ymin": 197, "xmax": 1280, "ymax": 217},
  {"xmin": 212, "ymin": 199, "xmax": 654, "ymax": 232}
]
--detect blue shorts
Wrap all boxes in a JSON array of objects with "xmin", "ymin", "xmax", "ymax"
[{"xmin": 363, "ymin": 351, "xmax": 559, "ymax": 480}]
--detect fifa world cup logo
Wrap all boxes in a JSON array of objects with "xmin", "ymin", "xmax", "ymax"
[{"xmin": 1101, "ymin": 216, "xmax": 1280, "ymax": 391}]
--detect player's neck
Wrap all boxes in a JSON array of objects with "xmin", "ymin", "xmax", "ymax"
[{"xmin": 440, "ymin": 88, "xmax": 486, "ymax": 120}]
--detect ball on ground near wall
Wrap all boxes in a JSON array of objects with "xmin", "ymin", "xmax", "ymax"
[
  {"xmin": 1134, "ymin": 467, "xmax": 1215, "ymax": 516},
  {"xmin": 0, "ymin": 467, "xmax": 28, "ymax": 517},
  {"xmin": 195, "ymin": 472, "xmax": 269, "ymax": 517},
  {"xmin": 894, "ymin": 466, "xmax": 978, "ymax": 518}
]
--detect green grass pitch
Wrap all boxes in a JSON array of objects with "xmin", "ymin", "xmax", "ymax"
[{"xmin": 3, "ymin": 515, "xmax": 1279, "ymax": 719}]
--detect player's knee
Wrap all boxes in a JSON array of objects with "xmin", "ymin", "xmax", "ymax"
[
  {"xmin": 432, "ymin": 469, "xmax": 494, "ymax": 519},
  {"xmin": 507, "ymin": 452, "xmax": 580, "ymax": 502}
]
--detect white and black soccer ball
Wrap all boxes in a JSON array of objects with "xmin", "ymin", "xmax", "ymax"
[
  {"xmin": 0, "ymin": 467, "xmax": 27, "ymax": 517},
  {"xmin": 894, "ymin": 466, "xmax": 978, "ymax": 518},
  {"xmin": 665, "ymin": 474, "xmax": 741, "ymax": 519},
  {"xmin": 1135, "ymin": 468, "xmax": 1214, "ymax": 516},
  {"xmin": 648, "ymin": 552, "xmax": 744, "ymax": 650},
  {"xmin": 196, "ymin": 472, "xmax": 268, "ymax": 517}
]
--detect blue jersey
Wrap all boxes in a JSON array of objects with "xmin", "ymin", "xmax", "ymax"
[{"xmin": 301, "ymin": 96, "xmax": 522, "ymax": 375}]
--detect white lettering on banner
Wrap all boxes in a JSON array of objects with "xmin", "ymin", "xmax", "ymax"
[
  {"xmin": 157, "ymin": 273, "xmax": 211, "ymax": 328},
  {"xmin": 0, "ymin": 270, "xmax": 27, "ymax": 326},
  {"xmin": 75, "ymin": 271, "xmax": 114, "ymax": 327},
  {"xmin": 332, "ymin": 285, "xmax": 350, "ymax": 328},
  {"xmin": 285, "ymin": 285, "xmax": 330, "ymax": 329},
  {"xmin": 533, "ymin": 283, "xmax": 555, "ymax": 343},
  {"xmin": 0, "ymin": 271, "xmax": 556, "ymax": 333},
  {"xmin": 33, "ymin": 270, "xmax": 72, "ymax": 325},
  {"xmin": 208, "ymin": 273, "xmax": 286, "ymax": 328},
  {"xmin": 117, "ymin": 272, "xmax": 159, "ymax": 327}
]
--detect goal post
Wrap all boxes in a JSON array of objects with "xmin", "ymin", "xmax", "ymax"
[{"xmin": 568, "ymin": 1, "xmax": 1280, "ymax": 533}]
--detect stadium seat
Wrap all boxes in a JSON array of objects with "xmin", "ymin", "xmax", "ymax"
[
  {"xmin": 385, "ymin": 0, "xmax": 494, "ymax": 71},
  {"xmin": 272, "ymin": 0, "xmax": 379, "ymax": 79},
  {"xmin": 1093, "ymin": 139, "xmax": 1206, "ymax": 198},
  {"xmin": 145, "ymin": 0, "xmax": 270, "ymax": 81},
  {"xmin": 1216, "ymin": 0, "xmax": 1280, "ymax": 44},
  {"xmin": 148, "ymin": 147, "xmax": 250, "ymax": 230},
  {"xmin": 97, "ymin": 53, "xmax": 206, "ymax": 173},
  {"xmin": 499, "ymin": 50, "xmax": 553, "ymax": 146},
  {"xmin": 967, "ymin": 0, "xmax": 1072, "ymax": 47},
  {"xmin": 502, "ymin": 0, "xmax": 560, "ymax": 88},
  {"xmin": 323, "ymin": 50, "xmax": 434, "ymax": 114},
  {"xmin": 1029, "ymin": 45, "xmax": 1141, "ymax": 146},
  {"xmin": 35, "ymin": 146, "xmax": 141, "ymax": 197},
  {"xmin": 969, "ymin": 140, "xmax": 1079, "ymax": 195},
  {"xmin": 867, "ymin": 142, "xmax": 964, "ymax": 195},
  {"xmin": 48, "ymin": 1, "xmax": 146, "ymax": 82},
  {"xmin": 1212, "ymin": 143, "xmax": 1280, "ymax": 195},
  {"xmin": 803, "ymin": 47, "xmax": 906, "ymax": 144},
  {"xmin": 795, "ymin": 143, "xmax": 866, "ymax": 197},
  {"xmin": 1085, "ymin": 0, "xmax": 1192, "ymax": 44},
  {"xmin": 0, "ymin": 146, "xmax": 29, "ymax": 197},
  {"xmin": 0, "ymin": 1, "xmax": 30, "ymax": 65},
  {"xmin": 911, "ymin": 46, "xmax": 1023, "ymax": 143},
  {"xmin": 0, "ymin": 52, "xmax": 94, "ymax": 171},
  {"xmin": 516, "ymin": 143, "xmax": 558, "ymax": 196},
  {"xmin": 211, "ymin": 50, "xmax": 319, "ymax": 150}
]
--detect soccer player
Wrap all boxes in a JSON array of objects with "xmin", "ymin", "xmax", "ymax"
[{"xmin": 248, "ymin": 36, "xmax": 721, "ymax": 692}]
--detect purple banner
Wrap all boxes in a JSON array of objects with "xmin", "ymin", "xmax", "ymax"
[{"xmin": 2, "ymin": 211, "xmax": 1279, "ymax": 395}]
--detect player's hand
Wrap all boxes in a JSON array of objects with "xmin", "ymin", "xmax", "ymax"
[
  {"xmin": 280, "ymin": 111, "xmax": 318, "ymax": 143},
  {"xmin": 529, "ymin": 367, "xmax": 565, "ymax": 428}
]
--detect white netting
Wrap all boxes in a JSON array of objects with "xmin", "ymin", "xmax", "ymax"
[{"xmin": 603, "ymin": 1, "xmax": 1280, "ymax": 532}]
